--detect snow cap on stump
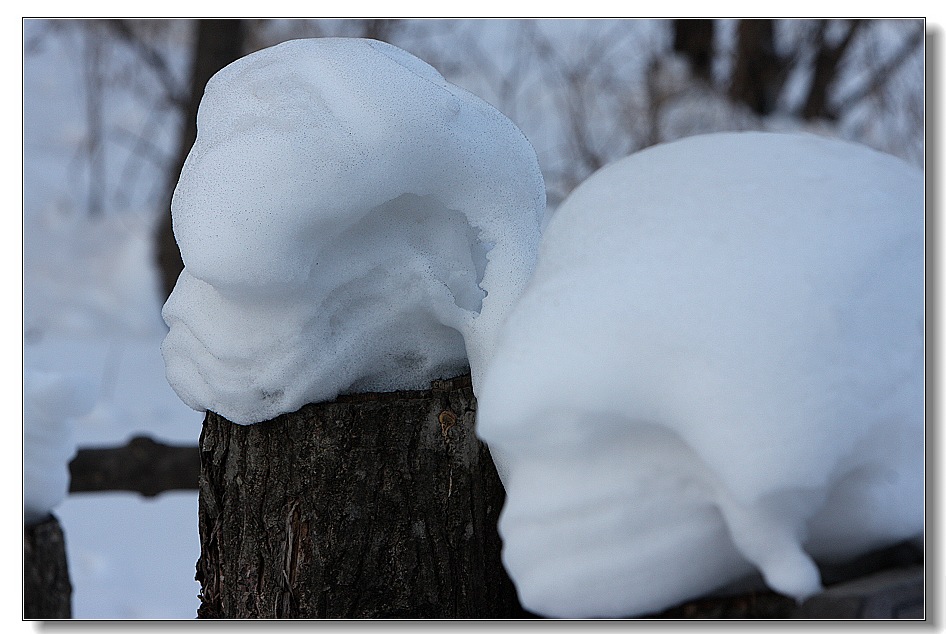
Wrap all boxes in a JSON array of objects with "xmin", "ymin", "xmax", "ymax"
[{"xmin": 161, "ymin": 38, "xmax": 544, "ymax": 424}]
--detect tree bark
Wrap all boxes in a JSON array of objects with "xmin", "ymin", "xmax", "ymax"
[
  {"xmin": 24, "ymin": 514, "xmax": 72, "ymax": 619},
  {"xmin": 195, "ymin": 374, "xmax": 532, "ymax": 619}
]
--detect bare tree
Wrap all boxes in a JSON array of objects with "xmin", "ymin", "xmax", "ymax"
[
  {"xmin": 800, "ymin": 19, "xmax": 864, "ymax": 120},
  {"xmin": 81, "ymin": 23, "xmax": 106, "ymax": 218},
  {"xmin": 43, "ymin": 18, "xmax": 920, "ymax": 289},
  {"xmin": 673, "ymin": 19, "xmax": 715, "ymax": 83},
  {"xmin": 729, "ymin": 19, "xmax": 782, "ymax": 116}
]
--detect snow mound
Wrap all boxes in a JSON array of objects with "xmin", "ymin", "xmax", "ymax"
[
  {"xmin": 476, "ymin": 132, "xmax": 923, "ymax": 618},
  {"xmin": 161, "ymin": 38, "xmax": 544, "ymax": 424},
  {"xmin": 24, "ymin": 369, "xmax": 96, "ymax": 525}
]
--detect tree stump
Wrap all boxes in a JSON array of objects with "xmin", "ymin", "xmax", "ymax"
[
  {"xmin": 196, "ymin": 374, "xmax": 532, "ymax": 618},
  {"xmin": 24, "ymin": 514, "xmax": 72, "ymax": 619}
]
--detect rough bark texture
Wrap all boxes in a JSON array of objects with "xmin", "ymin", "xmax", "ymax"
[
  {"xmin": 24, "ymin": 514, "xmax": 72, "ymax": 619},
  {"xmin": 196, "ymin": 374, "xmax": 532, "ymax": 619}
]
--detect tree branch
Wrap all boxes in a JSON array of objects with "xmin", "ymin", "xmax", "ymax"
[
  {"xmin": 107, "ymin": 19, "xmax": 188, "ymax": 109},
  {"xmin": 801, "ymin": 19, "xmax": 864, "ymax": 120},
  {"xmin": 832, "ymin": 22, "xmax": 924, "ymax": 115}
]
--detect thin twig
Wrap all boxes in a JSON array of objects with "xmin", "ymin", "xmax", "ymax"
[{"xmin": 832, "ymin": 22, "xmax": 924, "ymax": 115}]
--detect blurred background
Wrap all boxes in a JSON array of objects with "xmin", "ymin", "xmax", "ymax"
[{"xmin": 22, "ymin": 18, "xmax": 925, "ymax": 618}]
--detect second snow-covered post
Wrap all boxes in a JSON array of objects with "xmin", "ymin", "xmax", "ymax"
[{"xmin": 160, "ymin": 38, "xmax": 545, "ymax": 618}]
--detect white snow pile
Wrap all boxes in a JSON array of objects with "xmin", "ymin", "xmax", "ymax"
[
  {"xmin": 476, "ymin": 132, "xmax": 924, "ymax": 618},
  {"xmin": 24, "ymin": 369, "xmax": 95, "ymax": 525},
  {"xmin": 161, "ymin": 38, "xmax": 544, "ymax": 424}
]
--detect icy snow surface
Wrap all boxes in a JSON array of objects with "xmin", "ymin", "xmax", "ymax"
[
  {"xmin": 476, "ymin": 132, "xmax": 924, "ymax": 618},
  {"xmin": 161, "ymin": 38, "xmax": 544, "ymax": 424}
]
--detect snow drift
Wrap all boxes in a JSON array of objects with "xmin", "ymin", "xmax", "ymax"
[
  {"xmin": 161, "ymin": 38, "xmax": 544, "ymax": 424},
  {"xmin": 476, "ymin": 132, "xmax": 924, "ymax": 617}
]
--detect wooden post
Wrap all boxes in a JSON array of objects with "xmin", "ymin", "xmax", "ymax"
[
  {"xmin": 24, "ymin": 514, "xmax": 72, "ymax": 619},
  {"xmin": 195, "ymin": 374, "xmax": 532, "ymax": 618}
]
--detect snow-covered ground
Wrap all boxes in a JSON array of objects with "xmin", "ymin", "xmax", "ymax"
[
  {"xmin": 27, "ymin": 329, "xmax": 203, "ymax": 618},
  {"xmin": 22, "ymin": 20, "xmax": 203, "ymax": 619},
  {"xmin": 24, "ymin": 239, "xmax": 204, "ymax": 619},
  {"xmin": 22, "ymin": 209, "xmax": 205, "ymax": 620}
]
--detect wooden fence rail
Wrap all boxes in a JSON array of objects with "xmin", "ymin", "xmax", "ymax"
[
  {"xmin": 68, "ymin": 436, "xmax": 199, "ymax": 497},
  {"xmin": 57, "ymin": 435, "xmax": 924, "ymax": 619}
]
